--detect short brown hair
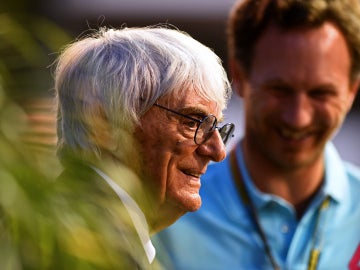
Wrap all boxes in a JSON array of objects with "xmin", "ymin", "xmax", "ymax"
[{"xmin": 228, "ymin": 0, "xmax": 360, "ymax": 81}]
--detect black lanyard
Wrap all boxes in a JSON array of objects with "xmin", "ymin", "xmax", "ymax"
[{"xmin": 230, "ymin": 148, "xmax": 330, "ymax": 270}]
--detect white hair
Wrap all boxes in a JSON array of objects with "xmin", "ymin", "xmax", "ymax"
[{"xmin": 55, "ymin": 26, "xmax": 231, "ymax": 161}]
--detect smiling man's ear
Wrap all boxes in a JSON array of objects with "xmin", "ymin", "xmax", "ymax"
[
  {"xmin": 346, "ymin": 78, "xmax": 360, "ymax": 112},
  {"xmin": 229, "ymin": 59, "xmax": 248, "ymax": 98}
]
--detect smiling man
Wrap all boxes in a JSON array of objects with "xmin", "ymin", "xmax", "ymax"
[
  {"xmin": 154, "ymin": 1, "xmax": 360, "ymax": 269},
  {"xmin": 54, "ymin": 26, "xmax": 234, "ymax": 269}
]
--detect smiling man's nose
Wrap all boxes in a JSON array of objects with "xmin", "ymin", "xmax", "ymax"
[{"xmin": 282, "ymin": 94, "xmax": 313, "ymax": 129}]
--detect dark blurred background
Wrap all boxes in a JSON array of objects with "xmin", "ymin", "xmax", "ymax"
[{"xmin": 1, "ymin": 0, "xmax": 359, "ymax": 164}]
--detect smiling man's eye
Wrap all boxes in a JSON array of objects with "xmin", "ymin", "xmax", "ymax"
[
  {"xmin": 309, "ymin": 88, "xmax": 336, "ymax": 99},
  {"xmin": 268, "ymin": 85, "xmax": 292, "ymax": 97}
]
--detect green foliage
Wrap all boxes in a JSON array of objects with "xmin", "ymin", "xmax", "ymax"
[
  {"xmin": 0, "ymin": 10, "xmax": 71, "ymax": 100},
  {"xmin": 0, "ymin": 7, "xmax": 162, "ymax": 269},
  {"xmin": 0, "ymin": 6, "xmax": 129, "ymax": 270}
]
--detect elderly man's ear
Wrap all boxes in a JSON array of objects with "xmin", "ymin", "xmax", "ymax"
[
  {"xmin": 94, "ymin": 127, "xmax": 116, "ymax": 152},
  {"xmin": 88, "ymin": 112, "xmax": 117, "ymax": 153}
]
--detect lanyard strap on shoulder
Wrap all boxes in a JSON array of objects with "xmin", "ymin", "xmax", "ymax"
[
  {"xmin": 229, "ymin": 147, "xmax": 330, "ymax": 270},
  {"xmin": 230, "ymin": 147, "xmax": 250, "ymax": 205},
  {"xmin": 230, "ymin": 147, "xmax": 280, "ymax": 270}
]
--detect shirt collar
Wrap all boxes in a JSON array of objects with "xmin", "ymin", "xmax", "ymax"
[
  {"xmin": 322, "ymin": 142, "xmax": 350, "ymax": 203},
  {"xmin": 91, "ymin": 166, "xmax": 156, "ymax": 264},
  {"xmin": 235, "ymin": 143, "xmax": 275, "ymax": 209},
  {"xmin": 235, "ymin": 141, "xmax": 349, "ymax": 209}
]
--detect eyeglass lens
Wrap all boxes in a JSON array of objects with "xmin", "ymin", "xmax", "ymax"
[
  {"xmin": 195, "ymin": 116, "xmax": 235, "ymax": 145},
  {"xmin": 194, "ymin": 115, "xmax": 216, "ymax": 144}
]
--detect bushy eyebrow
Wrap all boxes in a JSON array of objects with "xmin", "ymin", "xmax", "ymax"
[
  {"xmin": 260, "ymin": 78, "xmax": 291, "ymax": 88},
  {"xmin": 260, "ymin": 78, "xmax": 338, "ymax": 93},
  {"xmin": 180, "ymin": 106, "xmax": 224, "ymax": 122}
]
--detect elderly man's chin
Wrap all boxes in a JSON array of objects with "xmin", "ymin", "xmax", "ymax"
[{"xmin": 179, "ymin": 192, "xmax": 202, "ymax": 212}]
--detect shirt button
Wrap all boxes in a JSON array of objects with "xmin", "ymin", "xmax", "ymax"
[{"xmin": 281, "ymin": 225, "xmax": 289, "ymax": 233}]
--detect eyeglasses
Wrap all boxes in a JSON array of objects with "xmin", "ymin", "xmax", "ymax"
[{"xmin": 154, "ymin": 103, "xmax": 235, "ymax": 145}]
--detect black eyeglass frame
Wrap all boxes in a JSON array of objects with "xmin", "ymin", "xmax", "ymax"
[{"xmin": 154, "ymin": 103, "xmax": 235, "ymax": 145}]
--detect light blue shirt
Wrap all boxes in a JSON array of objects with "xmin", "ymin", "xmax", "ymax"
[{"xmin": 153, "ymin": 142, "xmax": 360, "ymax": 270}]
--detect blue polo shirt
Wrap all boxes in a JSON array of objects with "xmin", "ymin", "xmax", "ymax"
[{"xmin": 153, "ymin": 142, "xmax": 360, "ymax": 270}]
